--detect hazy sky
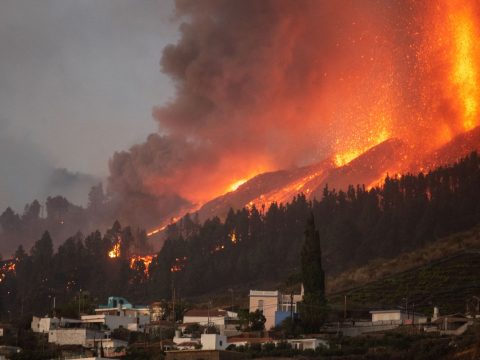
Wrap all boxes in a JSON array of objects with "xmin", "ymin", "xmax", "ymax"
[{"xmin": 0, "ymin": 0, "xmax": 178, "ymax": 210}]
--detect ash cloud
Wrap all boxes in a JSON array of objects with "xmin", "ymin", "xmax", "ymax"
[
  {"xmin": 109, "ymin": 0, "xmax": 388, "ymax": 218},
  {"xmin": 109, "ymin": 0, "xmax": 480, "ymax": 227}
]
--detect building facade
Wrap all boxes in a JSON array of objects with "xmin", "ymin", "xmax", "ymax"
[{"xmin": 249, "ymin": 289, "xmax": 303, "ymax": 330}]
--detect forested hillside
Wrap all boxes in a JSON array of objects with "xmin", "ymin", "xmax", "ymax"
[
  {"xmin": 1, "ymin": 152, "xmax": 480, "ymax": 321},
  {"xmin": 149, "ymin": 152, "xmax": 480, "ymax": 297}
]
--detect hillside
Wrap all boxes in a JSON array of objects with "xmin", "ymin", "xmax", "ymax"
[
  {"xmin": 197, "ymin": 158, "xmax": 335, "ymax": 221},
  {"xmin": 310, "ymin": 138, "xmax": 410, "ymax": 198},
  {"xmin": 196, "ymin": 126, "xmax": 480, "ymax": 226},
  {"xmin": 327, "ymin": 225, "xmax": 480, "ymax": 294},
  {"xmin": 327, "ymin": 226, "xmax": 480, "ymax": 315},
  {"xmin": 418, "ymin": 126, "xmax": 480, "ymax": 171},
  {"xmin": 197, "ymin": 139, "xmax": 410, "ymax": 222},
  {"xmin": 3, "ymin": 150, "xmax": 480, "ymax": 320}
]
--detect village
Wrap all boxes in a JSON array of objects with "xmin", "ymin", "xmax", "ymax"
[{"xmin": 1, "ymin": 287, "xmax": 478, "ymax": 360}]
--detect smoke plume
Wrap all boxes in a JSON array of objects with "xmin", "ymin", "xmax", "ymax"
[{"xmin": 109, "ymin": 0, "xmax": 480, "ymax": 227}]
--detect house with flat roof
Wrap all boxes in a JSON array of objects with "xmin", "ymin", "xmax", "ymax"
[
  {"xmin": 182, "ymin": 309, "xmax": 239, "ymax": 336},
  {"xmin": 370, "ymin": 309, "xmax": 427, "ymax": 324},
  {"xmin": 249, "ymin": 288, "xmax": 303, "ymax": 330},
  {"xmin": 84, "ymin": 296, "xmax": 150, "ymax": 331}
]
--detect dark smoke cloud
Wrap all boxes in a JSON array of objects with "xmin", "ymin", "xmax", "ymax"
[
  {"xmin": 109, "ymin": 0, "xmax": 478, "ymax": 228},
  {"xmin": 109, "ymin": 0, "xmax": 389, "ymax": 219}
]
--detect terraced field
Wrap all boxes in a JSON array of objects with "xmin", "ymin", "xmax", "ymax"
[{"xmin": 329, "ymin": 250, "xmax": 480, "ymax": 315}]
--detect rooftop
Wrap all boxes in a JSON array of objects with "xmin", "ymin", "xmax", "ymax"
[
  {"xmin": 184, "ymin": 309, "xmax": 228, "ymax": 317},
  {"xmin": 249, "ymin": 290, "xmax": 279, "ymax": 297}
]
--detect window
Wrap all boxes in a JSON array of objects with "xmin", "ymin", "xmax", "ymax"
[{"xmin": 219, "ymin": 340, "xmax": 223, "ymax": 346}]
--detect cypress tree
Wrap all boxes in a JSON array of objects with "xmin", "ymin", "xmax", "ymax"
[{"xmin": 299, "ymin": 212, "xmax": 327, "ymax": 332}]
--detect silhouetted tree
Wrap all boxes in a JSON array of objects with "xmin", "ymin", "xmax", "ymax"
[{"xmin": 299, "ymin": 213, "xmax": 326, "ymax": 332}]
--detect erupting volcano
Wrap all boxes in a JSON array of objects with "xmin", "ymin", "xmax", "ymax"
[{"xmin": 107, "ymin": 0, "xmax": 480, "ymax": 235}]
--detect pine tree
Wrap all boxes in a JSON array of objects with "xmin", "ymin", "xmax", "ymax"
[{"xmin": 299, "ymin": 212, "xmax": 327, "ymax": 332}]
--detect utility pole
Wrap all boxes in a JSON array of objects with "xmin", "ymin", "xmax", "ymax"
[
  {"xmin": 290, "ymin": 292, "xmax": 294, "ymax": 320},
  {"xmin": 208, "ymin": 300, "xmax": 212, "ymax": 329},
  {"xmin": 229, "ymin": 288, "xmax": 234, "ymax": 310},
  {"xmin": 290, "ymin": 292, "xmax": 294, "ymax": 334},
  {"xmin": 344, "ymin": 295, "xmax": 347, "ymax": 321},
  {"xmin": 78, "ymin": 289, "xmax": 82, "ymax": 316},
  {"xmin": 403, "ymin": 297, "xmax": 408, "ymax": 320},
  {"xmin": 172, "ymin": 286, "xmax": 176, "ymax": 324}
]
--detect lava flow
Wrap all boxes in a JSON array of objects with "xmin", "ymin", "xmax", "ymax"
[{"xmin": 147, "ymin": 216, "xmax": 182, "ymax": 237}]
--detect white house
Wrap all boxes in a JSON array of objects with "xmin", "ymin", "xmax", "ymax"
[
  {"xmin": 249, "ymin": 288, "xmax": 303, "ymax": 330},
  {"xmin": 95, "ymin": 306, "xmax": 150, "ymax": 318},
  {"xmin": 100, "ymin": 338, "xmax": 128, "ymax": 357},
  {"xmin": 173, "ymin": 335, "xmax": 200, "ymax": 346},
  {"xmin": 31, "ymin": 317, "xmax": 82, "ymax": 333},
  {"xmin": 48, "ymin": 328, "xmax": 128, "ymax": 352},
  {"xmin": 81, "ymin": 313, "xmax": 149, "ymax": 331},
  {"xmin": 48, "ymin": 328, "xmax": 106, "ymax": 347},
  {"xmin": 31, "ymin": 316, "xmax": 60, "ymax": 333},
  {"xmin": 183, "ymin": 309, "xmax": 233, "ymax": 327},
  {"xmin": 200, "ymin": 334, "xmax": 227, "ymax": 350},
  {"xmin": 370, "ymin": 310, "xmax": 427, "ymax": 324},
  {"xmin": 287, "ymin": 338, "xmax": 329, "ymax": 350}
]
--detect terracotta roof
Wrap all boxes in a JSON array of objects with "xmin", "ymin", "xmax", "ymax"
[{"xmin": 184, "ymin": 309, "xmax": 227, "ymax": 317}]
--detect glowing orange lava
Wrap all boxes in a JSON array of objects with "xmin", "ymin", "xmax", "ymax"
[
  {"xmin": 449, "ymin": 1, "xmax": 479, "ymax": 131},
  {"xmin": 146, "ymin": 216, "xmax": 183, "ymax": 237},
  {"xmin": 334, "ymin": 129, "xmax": 391, "ymax": 167},
  {"xmin": 228, "ymin": 179, "xmax": 248, "ymax": 192}
]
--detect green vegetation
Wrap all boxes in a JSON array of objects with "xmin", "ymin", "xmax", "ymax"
[
  {"xmin": 328, "ymin": 225, "xmax": 480, "ymax": 294},
  {"xmin": 232, "ymin": 331, "xmax": 466, "ymax": 360},
  {"xmin": 330, "ymin": 250, "xmax": 480, "ymax": 314}
]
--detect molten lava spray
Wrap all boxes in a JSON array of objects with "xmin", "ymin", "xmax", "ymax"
[
  {"xmin": 446, "ymin": 1, "xmax": 480, "ymax": 131},
  {"xmin": 109, "ymin": 0, "xmax": 480, "ymax": 227}
]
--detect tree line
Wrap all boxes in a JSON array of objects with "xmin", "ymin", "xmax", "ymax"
[
  {"xmin": 1, "ymin": 152, "xmax": 480, "ymax": 321},
  {"xmin": 148, "ymin": 152, "xmax": 480, "ymax": 299}
]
